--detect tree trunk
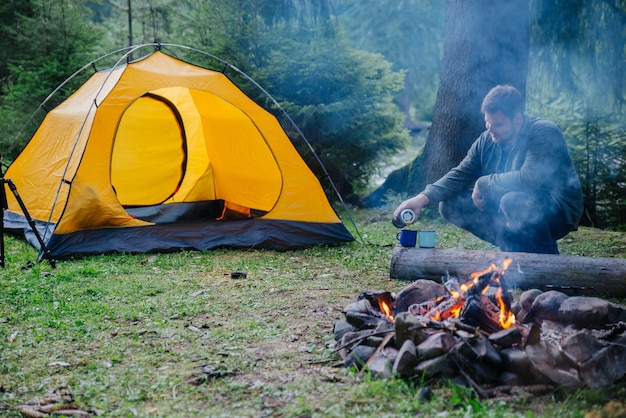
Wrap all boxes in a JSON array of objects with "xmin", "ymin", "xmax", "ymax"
[
  {"xmin": 390, "ymin": 246, "xmax": 626, "ymax": 297},
  {"xmin": 365, "ymin": 0, "xmax": 530, "ymax": 205}
]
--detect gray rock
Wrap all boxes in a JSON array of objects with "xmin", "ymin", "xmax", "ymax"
[
  {"xmin": 523, "ymin": 290, "xmax": 569, "ymax": 323},
  {"xmin": 500, "ymin": 348, "xmax": 531, "ymax": 377},
  {"xmin": 511, "ymin": 300, "xmax": 522, "ymax": 316},
  {"xmin": 345, "ymin": 311, "xmax": 380, "ymax": 329},
  {"xmin": 498, "ymin": 371, "xmax": 526, "ymax": 386},
  {"xmin": 520, "ymin": 289, "xmax": 544, "ymax": 311},
  {"xmin": 525, "ymin": 340, "xmax": 581, "ymax": 388},
  {"xmin": 392, "ymin": 339, "xmax": 418, "ymax": 377},
  {"xmin": 367, "ymin": 347, "xmax": 398, "ymax": 379},
  {"xmin": 416, "ymin": 331, "xmax": 455, "ymax": 360},
  {"xmin": 608, "ymin": 306, "xmax": 626, "ymax": 323},
  {"xmin": 489, "ymin": 326, "xmax": 522, "ymax": 348},
  {"xmin": 339, "ymin": 331, "xmax": 365, "ymax": 360},
  {"xmin": 415, "ymin": 353, "xmax": 453, "ymax": 379},
  {"xmin": 516, "ymin": 288, "xmax": 544, "ymax": 322},
  {"xmin": 333, "ymin": 318, "xmax": 357, "ymax": 342},
  {"xmin": 558, "ymin": 296, "xmax": 612, "ymax": 329},
  {"xmin": 610, "ymin": 329, "xmax": 626, "ymax": 346},
  {"xmin": 579, "ymin": 344, "xmax": 626, "ymax": 388},
  {"xmin": 343, "ymin": 344, "xmax": 376, "ymax": 370},
  {"xmin": 394, "ymin": 312, "xmax": 431, "ymax": 349},
  {"xmin": 394, "ymin": 280, "xmax": 448, "ymax": 313},
  {"xmin": 363, "ymin": 336, "xmax": 386, "ymax": 347},
  {"xmin": 343, "ymin": 298, "xmax": 372, "ymax": 314},
  {"xmin": 561, "ymin": 331, "xmax": 605, "ymax": 364}
]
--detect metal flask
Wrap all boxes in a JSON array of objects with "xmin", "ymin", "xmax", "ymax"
[{"xmin": 392, "ymin": 208, "xmax": 416, "ymax": 228}]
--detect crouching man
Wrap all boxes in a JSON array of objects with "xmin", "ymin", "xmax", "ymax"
[{"xmin": 393, "ymin": 84, "xmax": 584, "ymax": 254}]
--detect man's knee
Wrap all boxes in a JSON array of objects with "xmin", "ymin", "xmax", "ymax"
[
  {"xmin": 438, "ymin": 200, "xmax": 452, "ymax": 221},
  {"xmin": 438, "ymin": 192, "xmax": 473, "ymax": 223},
  {"xmin": 439, "ymin": 195, "xmax": 500, "ymax": 245},
  {"xmin": 499, "ymin": 192, "xmax": 544, "ymax": 230}
]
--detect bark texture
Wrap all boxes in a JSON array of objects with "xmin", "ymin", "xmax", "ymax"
[
  {"xmin": 390, "ymin": 246, "xmax": 626, "ymax": 297},
  {"xmin": 365, "ymin": 0, "xmax": 530, "ymax": 206}
]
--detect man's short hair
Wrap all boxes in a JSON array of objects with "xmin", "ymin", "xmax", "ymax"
[{"xmin": 481, "ymin": 84, "xmax": 525, "ymax": 119}]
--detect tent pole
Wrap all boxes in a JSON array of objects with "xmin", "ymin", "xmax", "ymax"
[
  {"xmin": 0, "ymin": 168, "xmax": 6, "ymax": 268},
  {"xmin": 127, "ymin": 0, "xmax": 133, "ymax": 62},
  {"xmin": 1, "ymin": 178, "xmax": 55, "ymax": 268},
  {"xmin": 5, "ymin": 179, "xmax": 55, "ymax": 268},
  {"xmin": 0, "ymin": 151, "xmax": 55, "ymax": 268}
]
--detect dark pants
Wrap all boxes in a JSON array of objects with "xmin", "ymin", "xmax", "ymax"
[{"xmin": 439, "ymin": 190, "xmax": 572, "ymax": 254}]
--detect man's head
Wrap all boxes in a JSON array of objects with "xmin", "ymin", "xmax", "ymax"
[
  {"xmin": 481, "ymin": 84, "xmax": 525, "ymax": 118},
  {"xmin": 481, "ymin": 85, "xmax": 525, "ymax": 145}
]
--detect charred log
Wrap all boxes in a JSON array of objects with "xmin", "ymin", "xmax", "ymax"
[{"xmin": 459, "ymin": 295, "xmax": 504, "ymax": 335}]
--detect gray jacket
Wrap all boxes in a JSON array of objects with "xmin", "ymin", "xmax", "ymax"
[{"xmin": 423, "ymin": 115, "xmax": 584, "ymax": 231}]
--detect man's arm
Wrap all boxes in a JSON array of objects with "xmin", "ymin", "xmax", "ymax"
[
  {"xmin": 393, "ymin": 193, "xmax": 430, "ymax": 223},
  {"xmin": 393, "ymin": 135, "xmax": 487, "ymax": 222},
  {"xmin": 422, "ymin": 136, "xmax": 487, "ymax": 203}
]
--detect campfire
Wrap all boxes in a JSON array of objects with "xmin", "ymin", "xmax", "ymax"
[
  {"xmin": 398, "ymin": 258, "xmax": 516, "ymax": 333},
  {"xmin": 333, "ymin": 259, "xmax": 626, "ymax": 398}
]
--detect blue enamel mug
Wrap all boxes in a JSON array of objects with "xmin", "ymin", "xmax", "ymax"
[{"xmin": 396, "ymin": 229, "xmax": 417, "ymax": 247}]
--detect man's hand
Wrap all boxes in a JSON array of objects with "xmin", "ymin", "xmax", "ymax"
[
  {"xmin": 471, "ymin": 182, "xmax": 486, "ymax": 210},
  {"xmin": 393, "ymin": 193, "xmax": 430, "ymax": 223}
]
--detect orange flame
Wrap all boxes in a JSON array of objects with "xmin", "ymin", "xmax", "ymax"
[
  {"xmin": 496, "ymin": 286, "xmax": 516, "ymax": 328},
  {"xmin": 379, "ymin": 299, "xmax": 394, "ymax": 321},
  {"xmin": 494, "ymin": 259, "xmax": 516, "ymax": 328},
  {"xmin": 435, "ymin": 258, "xmax": 516, "ymax": 329},
  {"xmin": 469, "ymin": 257, "xmax": 512, "ymax": 282},
  {"xmin": 379, "ymin": 258, "xmax": 516, "ymax": 329},
  {"xmin": 429, "ymin": 298, "xmax": 465, "ymax": 321},
  {"xmin": 487, "ymin": 258, "xmax": 515, "ymax": 328}
]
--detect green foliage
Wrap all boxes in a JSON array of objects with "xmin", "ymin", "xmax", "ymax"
[
  {"xmin": 530, "ymin": 0, "xmax": 626, "ymax": 109},
  {"xmin": 336, "ymin": 0, "xmax": 445, "ymax": 122},
  {"xmin": 0, "ymin": 0, "xmax": 103, "ymax": 158},
  {"xmin": 0, "ymin": 2, "xmax": 32, "ymax": 82},
  {"xmin": 527, "ymin": 0, "xmax": 626, "ymax": 230},
  {"xmin": 262, "ymin": 41, "xmax": 409, "ymax": 195},
  {"xmin": 92, "ymin": 0, "xmax": 175, "ymax": 48},
  {"xmin": 566, "ymin": 111, "xmax": 626, "ymax": 229}
]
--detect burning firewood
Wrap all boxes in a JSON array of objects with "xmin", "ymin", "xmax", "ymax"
[{"xmin": 334, "ymin": 256, "xmax": 626, "ymax": 398}]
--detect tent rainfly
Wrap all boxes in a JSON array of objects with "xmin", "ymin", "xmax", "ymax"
[{"xmin": 2, "ymin": 45, "xmax": 354, "ymax": 260}]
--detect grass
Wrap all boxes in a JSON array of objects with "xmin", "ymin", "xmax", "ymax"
[{"xmin": 1, "ymin": 206, "xmax": 625, "ymax": 417}]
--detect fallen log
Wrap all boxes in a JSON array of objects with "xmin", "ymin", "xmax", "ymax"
[{"xmin": 389, "ymin": 246, "xmax": 626, "ymax": 297}]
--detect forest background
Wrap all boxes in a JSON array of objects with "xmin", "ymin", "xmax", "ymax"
[{"xmin": 0, "ymin": 0, "xmax": 624, "ymax": 229}]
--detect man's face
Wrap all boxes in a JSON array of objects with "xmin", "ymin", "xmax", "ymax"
[{"xmin": 484, "ymin": 111, "xmax": 521, "ymax": 146}]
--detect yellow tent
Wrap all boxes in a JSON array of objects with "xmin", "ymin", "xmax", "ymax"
[{"xmin": 3, "ymin": 46, "xmax": 353, "ymax": 259}]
